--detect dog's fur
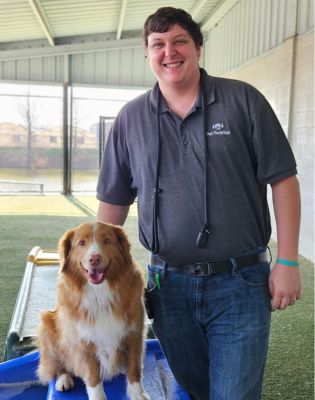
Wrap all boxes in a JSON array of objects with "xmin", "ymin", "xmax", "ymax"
[{"xmin": 37, "ymin": 222, "xmax": 149, "ymax": 400}]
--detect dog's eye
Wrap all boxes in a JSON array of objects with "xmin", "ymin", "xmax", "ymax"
[
  {"xmin": 104, "ymin": 238, "xmax": 110, "ymax": 244},
  {"xmin": 78, "ymin": 240, "xmax": 85, "ymax": 246}
]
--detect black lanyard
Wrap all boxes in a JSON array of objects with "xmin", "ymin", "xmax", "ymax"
[
  {"xmin": 151, "ymin": 84, "xmax": 210, "ymax": 254},
  {"xmin": 151, "ymin": 88, "xmax": 162, "ymax": 254}
]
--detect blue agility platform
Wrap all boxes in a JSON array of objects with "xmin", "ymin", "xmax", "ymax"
[{"xmin": 0, "ymin": 339, "xmax": 190, "ymax": 399}]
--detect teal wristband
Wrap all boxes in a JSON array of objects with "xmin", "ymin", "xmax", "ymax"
[{"xmin": 276, "ymin": 258, "xmax": 299, "ymax": 267}]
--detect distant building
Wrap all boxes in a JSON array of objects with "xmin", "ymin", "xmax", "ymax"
[
  {"xmin": 0, "ymin": 123, "xmax": 27, "ymax": 147},
  {"xmin": 0, "ymin": 123, "xmax": 97, "ymax": 149}
]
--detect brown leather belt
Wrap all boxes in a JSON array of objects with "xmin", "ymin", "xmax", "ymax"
[{"xmin": 150, "ymin": 250, "xmax": 268, "ymax": 276}]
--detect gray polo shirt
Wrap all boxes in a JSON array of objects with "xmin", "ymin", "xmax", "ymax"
[{"xmin": 97, "ymin": 69, "xmax": 297, "ymax": 264}]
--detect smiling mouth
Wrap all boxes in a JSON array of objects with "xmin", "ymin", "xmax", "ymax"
[
  {"xmin": 82, "ymin": 262, "xmax": 110, "ymax": 285},
  {"xmin": 86, "ymin": 268, "xmax": 106, "ymax": 284},
  {"xmin": 163, "ymin": 61, "xmax": 184, "ymax": 68}
]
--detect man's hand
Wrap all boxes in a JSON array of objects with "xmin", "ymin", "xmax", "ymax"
[{"xmin": 269, "ymin": 263, "xmax": 301, "ymax": 310}]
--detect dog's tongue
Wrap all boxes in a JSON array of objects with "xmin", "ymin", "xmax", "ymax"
[{"xmin": 87, "ymin": 269, "xmax": 106, "ymax": 284}]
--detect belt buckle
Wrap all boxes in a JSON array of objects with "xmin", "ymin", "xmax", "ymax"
[{"xmin": 193, "ymin": 262, "xmax": 212, "ymax": 276}]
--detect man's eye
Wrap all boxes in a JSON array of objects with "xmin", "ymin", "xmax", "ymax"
[
  {"xmin": 78, "ymin": 240, "xmax": 85, "ymax": 246},
  {"xmin": 152, "ymin": 42, "xmax": 163, "ymax": 49},
  {"xmin": 175, "ymin": 39, "xmax": 187, "ymax": 45}
]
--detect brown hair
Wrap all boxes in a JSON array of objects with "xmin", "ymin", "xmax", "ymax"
[{"xmin": 143, "ymin": 7, "xmax": 203, "ymax": 48}]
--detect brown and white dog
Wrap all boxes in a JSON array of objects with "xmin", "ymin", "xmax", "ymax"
[{"xmin": 37, "ymin": 222, "xmax": 149, "ymax": 400}]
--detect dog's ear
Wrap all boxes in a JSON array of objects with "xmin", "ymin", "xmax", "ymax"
[
  {"xmin": 58, "ymin": 229, "xmax": 75, "ymax": 272},
  {"xmin": 114, "ymin": 226, "xmax": 132, "ymax": 265}
]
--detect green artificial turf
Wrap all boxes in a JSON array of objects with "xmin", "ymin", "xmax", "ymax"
[
  {"xmin": 0, "ymin": 195, "xmax": 313, "ymax": 399},
  {"xmin": 262, "ymin": 250, "xmax": 314, "ymax": 399}
]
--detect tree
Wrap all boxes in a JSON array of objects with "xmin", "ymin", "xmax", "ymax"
[{"xmin": 19, "ymin": 91, "xmax": 37, "ymax": 169}]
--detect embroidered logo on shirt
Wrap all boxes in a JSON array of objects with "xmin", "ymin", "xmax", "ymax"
[{"xmin": 207, "ymin": 122, "xmax": 231, "ymax": 136}]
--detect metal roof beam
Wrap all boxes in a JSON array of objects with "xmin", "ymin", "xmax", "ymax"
[
  {"xmin": 0, "ymin": 36, "xmax": 143, "ymax": 61},
  {"xmin": 28, "ymin": 0, "xmax": 55, "ymax": 46},
  {"xmin": 116, "ymin": 0, "xmax": 128, "ymax": 40},
  {"xmin": 201, "ymin": 0, "xmax": 239, "ymax": 32},
  {"xmin": 190, "ymin": 0, "xmax": 208, "ymax": 20}
]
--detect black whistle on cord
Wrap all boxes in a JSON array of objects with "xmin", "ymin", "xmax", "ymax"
[{"xmin": 196, "ymin": 224, "xmax": 210, "ymax": 249}]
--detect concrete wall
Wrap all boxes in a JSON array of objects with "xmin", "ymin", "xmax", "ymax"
[
  {"xmin": 290, "ymin": 32, "xmax": 314, "ymax": 261},
  {"xmin": 222, "ymin": 30, "xmax": 314, "ymax": 262}
]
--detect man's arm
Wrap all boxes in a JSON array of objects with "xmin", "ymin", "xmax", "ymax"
[
  {"xmin": 269, "ymin": 175, "xmax": 301, "ymax": 310},
  {"xmin": 97, "ymin": 201, "xmax": 130, "ymax": 226}
]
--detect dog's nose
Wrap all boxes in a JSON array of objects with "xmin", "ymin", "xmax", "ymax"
[{"xmin": 89, "ymin": 253, "xmax": 102, "ymax": 266}]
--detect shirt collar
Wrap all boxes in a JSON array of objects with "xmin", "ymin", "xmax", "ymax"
[{"xmin": 149, "ymin": 68, "xmax": 215, "ymax": 114}]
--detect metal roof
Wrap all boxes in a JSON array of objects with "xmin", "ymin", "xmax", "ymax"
[
  {"xmin": 0, "ymin": 0, "xmax": 224, "ymax": 49},
  {"xmin": 0, "ymin": 0, "xmax": 312, "ymax": 86}
]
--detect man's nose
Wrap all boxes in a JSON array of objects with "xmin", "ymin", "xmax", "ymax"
[{"xmin": 164, "ymin": 42, "xmax": 176, "ymax": 57}]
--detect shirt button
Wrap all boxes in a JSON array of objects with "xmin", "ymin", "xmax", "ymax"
[{"xmin": 183, "ymin": 139, "xmax": 188, "ymax": 145}]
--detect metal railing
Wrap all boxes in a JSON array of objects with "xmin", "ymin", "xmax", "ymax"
[{"xmin": 0, "ymin": 180, "xmax": 44, "ymax": 193}]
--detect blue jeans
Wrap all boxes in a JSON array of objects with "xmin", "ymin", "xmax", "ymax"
[{"xmin": 146, "ymin": 249, "xmax": 271, "ymax": 400}]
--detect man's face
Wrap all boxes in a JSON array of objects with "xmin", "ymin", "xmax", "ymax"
[{"xmin": 146, "ymin": 24, "xmax": 201, "ymax": 89}]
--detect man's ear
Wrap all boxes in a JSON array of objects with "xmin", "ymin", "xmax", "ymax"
[
  {"xmin": 58, "ymin": 229, "xmax": 75, "ymax": 272},
  {"xmin": 114, "ymin": 225, "xmax": 132, "ymax": 265},
  {"xmin": 144, "ymin": 47, "xmax": 149, "ymax": 61}
]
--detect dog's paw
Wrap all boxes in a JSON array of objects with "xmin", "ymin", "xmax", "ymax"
[
  {"xmin": 55, "ymin": 373, "xmax": 74, "ymax": 391},
  {"xmin": 86, "ymin": 382, "xmax": 107, "ymax": 400},
  {"xmin": 127, "ymin": 382, "xmax": 150, "ymax": 400}
]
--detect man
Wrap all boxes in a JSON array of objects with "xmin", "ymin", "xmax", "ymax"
[{"xmin": 97, "ymin": 7, "xmax": 301, "ymax": 400}]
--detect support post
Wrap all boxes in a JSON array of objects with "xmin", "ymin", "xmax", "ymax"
[{"xmin": 62, "ymin": 55, "xmax": 72, "ymax": 194}]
